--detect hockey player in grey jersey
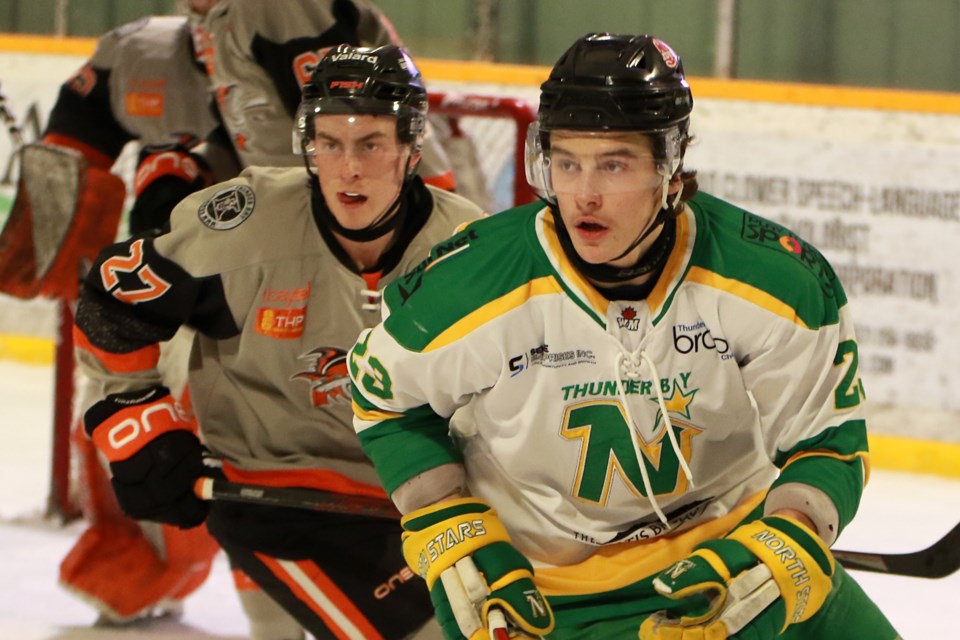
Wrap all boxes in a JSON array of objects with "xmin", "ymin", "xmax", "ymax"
[
  {"xmin": 74, "ymin": 44, "xmax": 482, "ymax": 639},
  {"xmin": 349, "ymin": 34, "xmax": 901, "ymax": 639}
]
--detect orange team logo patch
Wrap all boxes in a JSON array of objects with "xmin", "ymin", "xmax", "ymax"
[
  {"xmin": 67, "ymin": 65, "xmax": 96, "ymax": 97},
  {"xmin": 125, "ymin": 91, "xmax": 165, "ymax": 117},
  {"xmin": 255, "ymin": 307, "xmax": 306, "ymax": 339},
  {"xmin": 292, "ymin": 346, "xmax": 351, "ymax": 407}
]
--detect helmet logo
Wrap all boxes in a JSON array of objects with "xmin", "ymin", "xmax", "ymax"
[
  {"xmin": 652, "ymin": 38, "xmax": 679, "ymax": 68},
  {"xmin": 330, "ymin": 51, "xmax": 379, "ymax": 65},
  {"xmin": 329, "ymin": 80, "xmax": 366, "ymax": 90}
]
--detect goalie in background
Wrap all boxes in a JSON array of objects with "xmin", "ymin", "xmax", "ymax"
[
  {"xmin": 349, "ymin": 34, "xmax": 901, "ymax": 639},
  {"xmin": 0, "ymin": 12, "xmax": 229, "ymax": 628},
  {"xmin": 73, "ymin": 44, "xmax": 483, "ymax": 639}
]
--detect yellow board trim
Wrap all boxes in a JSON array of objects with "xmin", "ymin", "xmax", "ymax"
[
  {"xmin": 4, "ymin": 34, "xmax": 960, "ymax": 114},
  {"xmin": 0, "ymin": 33, "xmax": 98, "ymax": 56},
  {"xmin": 869, "ymin": 434, "xmax": 960, "ymax": 479},
  {"xmin": 0, "ymin": 333, "xmax": 55, "ymax": 365}
]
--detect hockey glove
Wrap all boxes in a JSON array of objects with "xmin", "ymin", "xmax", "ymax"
[
  {"xmin": 640, "ymin": 516, "xmax": 835, "ymax": 640},
  {"xmin": 128, "ymin": 147, "xmax": 210, "ymax": 234},
  {"xmin": 85, "ymin": 385, "xmax": 207, "ymax": 528},
  {"xmin": 402, "ymin": 498, "xmax": 554, "ymax": 640}
]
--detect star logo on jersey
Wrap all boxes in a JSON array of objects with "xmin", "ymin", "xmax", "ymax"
[
  {"xmin": 292, "ymin": 346, "xmax": 352, "ymax": 407},
  {"xmin": 650, "ymin": 380, "xmax": 698, "ymax": 422}
]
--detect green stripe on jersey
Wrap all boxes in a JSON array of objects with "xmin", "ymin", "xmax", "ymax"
[
  {"xmin": 356, "ymin": 405, "xmax": 463, "ymax": 495},
  {"xmin": 772, "ymin": 419, "xmax": 868, "ymax": 530},
  {"xmin": 382, "ymin": 202, "xmax": 554, "ymax": 352},
  {"xmin": 686, "ymin": 192, "xmax": 847, "ymax": 330}
]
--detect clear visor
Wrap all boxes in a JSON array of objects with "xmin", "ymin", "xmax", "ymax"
[
  {"xmin": 525, "ymin": 122, "xmax": 683, "ymax": 198},
  {"xmin": 292, "ymin": 97, "xmax": 422, "ymax": 156}
]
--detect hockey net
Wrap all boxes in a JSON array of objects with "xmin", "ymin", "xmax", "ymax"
[{"xmin": 36, "ymin": 90, "xmax": 537, "ymax": 522}]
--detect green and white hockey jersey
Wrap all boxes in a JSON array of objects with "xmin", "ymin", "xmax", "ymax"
[{"xmin": 351, "ymin": 192, "xmax": 870, "ymax": 593}]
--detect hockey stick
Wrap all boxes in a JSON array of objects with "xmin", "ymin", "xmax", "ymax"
[
  {"xmin": 194, "ymin": 477, "xmax": 401, "ymax": 520},
  {"xmin": 197, "ymin": 478, "xmax": 959, "ymax": 579},
  {"xmin": 831, "ymin": 520, "xmax": 960, "ymax": 579}
]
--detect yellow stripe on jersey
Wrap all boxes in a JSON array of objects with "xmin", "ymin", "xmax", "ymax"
[
  {"xmin": 540, "ymin": 210, "xmax": 610, "ymax": 318},
  {"xmin": 646, "ymin": 210, "xmax": 693, "ymax": 315},
  {"xmin": 423, "ymin": 276, "xmax": 563, "ymax": 352},
  {"xmin": 351, "ymin": 400, "xmax": 405, "ymax": 424},
  {"xmin": 686, "ymin": 267, "xmax": 810, "ymax": 329},
  {"xmin": 781, "ymin": 449, "xmax": 871, "ymax": 484},
  {"xmin": 534, "ymin": 492, "xmax": 765, "ymax": 596}
]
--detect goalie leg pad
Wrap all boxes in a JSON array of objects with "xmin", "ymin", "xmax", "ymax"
[{"xmin": 58, "ymin": 519, "xmax": 218, "ymax": 622}]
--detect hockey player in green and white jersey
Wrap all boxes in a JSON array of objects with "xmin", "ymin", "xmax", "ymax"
[
  {"xmin": 74, "ymin": 44, "xmax": 482, "ymax": 639},
  {"xmin": 350, "ymin": 34, "xmax": 901, "ymax": 639}
]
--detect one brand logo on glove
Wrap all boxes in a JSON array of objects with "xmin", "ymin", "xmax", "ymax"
[{"xmin": 198, "ymin": 185, "xmax": 255, "ymax": 230}]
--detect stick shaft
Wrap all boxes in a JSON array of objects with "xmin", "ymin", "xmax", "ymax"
[
  {"xmin": 194, "ymin": 477, "xmax": 401, "ymax": 520},
  {"xmin": 196, "ymin": 478, "xmax": 958, "ymax": 578}
]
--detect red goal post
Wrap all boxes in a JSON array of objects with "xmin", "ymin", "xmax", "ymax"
[{"xmin": 428, "ymin": 91, "xmax": 538, "ymax": 209}]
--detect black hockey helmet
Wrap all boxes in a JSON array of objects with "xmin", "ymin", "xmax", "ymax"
[
  {"xmin": 537, "ymin": 33, "xmax": 692, "ymax": 135},
  {"xmin": 526, "ymin": 33, "xmax": 693, "ymax": 201},
  {"xmin": 294, "ymin": 43, "xmax": 428, "ymax": 153}
]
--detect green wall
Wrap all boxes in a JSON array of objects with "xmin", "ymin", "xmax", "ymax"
[{"xmin": 2, "ymin": 0, "xmax": 959, "ymax": 91}]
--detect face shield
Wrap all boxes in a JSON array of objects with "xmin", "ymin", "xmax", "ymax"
[
  {"xmin": 293, "ymin": 96, "xmax": 423, "ymax": 156},
  {"xmin": 525, "ymin": 122, "xmax": 684, "ymax": 206}
]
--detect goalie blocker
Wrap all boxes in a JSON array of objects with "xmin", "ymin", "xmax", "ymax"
[{"xmin": 0, "ymin": 142, "xmax": 124, "ymax": 301}]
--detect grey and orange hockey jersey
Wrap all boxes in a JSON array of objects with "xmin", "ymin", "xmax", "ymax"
[
  {"xmin": 196, "ymin": 0, "xmax": 456, "ymax": 188},
  {"xmin": 351, "ymin": 191, "xmax": 871, "ymax": 597},
  {"xmin": 74, "ymin": 167, "xmax": 482, "ymax": 494},
  {"xmin": 198, "ymin": 0, "xmax": 402, "ymax": 169},
  {"xmin": 45, "ymin": 16, "xmax": 217, "ymax": 168}
]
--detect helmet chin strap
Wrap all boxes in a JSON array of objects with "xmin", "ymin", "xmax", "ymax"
[{"xmin": 554, "ymin": 179, "xmax": 682, "ymax": 284}]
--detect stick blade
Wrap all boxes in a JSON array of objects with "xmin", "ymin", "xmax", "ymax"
[{"xmin": 834, "ymin": 521, "xmax": 960, "ymax": 579}]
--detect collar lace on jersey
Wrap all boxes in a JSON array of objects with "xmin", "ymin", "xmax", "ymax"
[{"xmin": 611, "ymin": 336, "xmax": 695, "ymax": 526}]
